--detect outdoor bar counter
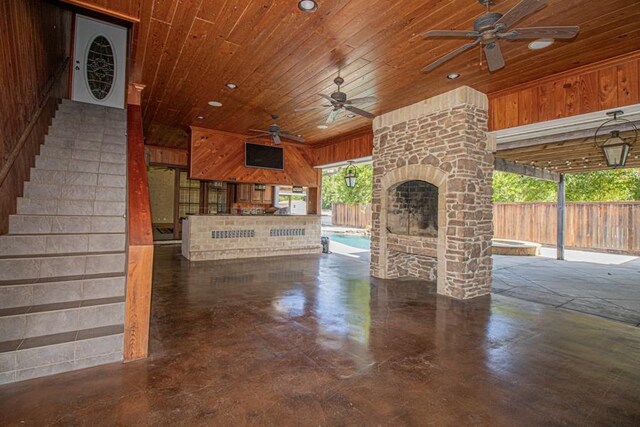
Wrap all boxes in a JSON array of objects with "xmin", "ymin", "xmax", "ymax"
[{"xmin": 181, "ymin": 214, "xmax": 322, "ymax": 261}]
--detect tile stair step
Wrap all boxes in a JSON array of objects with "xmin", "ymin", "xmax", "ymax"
[
  {"xmin": 23, "ymin": 182, "xmax": 126, "ymax": 202},
  {"xmin": 13, "ymin": 197, "xmax": 125, "ymax": 217},
  {"xmin": 38, "ymin": 145, "xmax": 126, "ymax": 164},
  {"xmin": 0, "ymin": 324, "xmax": 124, "ymax": 383},
  {"xmin": 35, "ymin": 154, "xmax": 126, "ymax": 175},
  {"xmin": 0, "ymin": 271, "xmax": 124, "ymax": 287},
  {"xmin": 43, "ymin": 136, "xmax": 126, "ymax": 153},
  {"xmin": 9, "ymin": 214, "xmax": 125, "ymax": 234},
  {"xmin": 0, "ymin": 296, "xmax": 125, "ymax": 342},
  {"xmin": 0, "ymin": 275, "xmax": 125, "ymax": 309},
  {"xmin": 29, "ymin": 168, "xmax": 126, "ymax": 188},
  {"xmin": 0, "ymin": 233, "xmax": 125, "ymax": 257},
  {"xmin": 0, "ymin": 252, "xmax": 126, "ymax": 282}
]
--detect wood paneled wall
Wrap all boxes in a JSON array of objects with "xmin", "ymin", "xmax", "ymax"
[
  {"xmin": 146, "ymin": 145, "xmax": 187, "ymax": 166},
  {"xmin": 0, "ymin": 0, "xmax": 72, "ymax": 234},
  {"xmin": 489, "ymin": 51, "xmax": 640, "ymax": 131},
  {"xmin": 312, "ymin": 129, "xmax": 374, "ymax": 167},
  {"xmin": 59, "ymin": 0, "xmax": 140, "ymax": 22},
  {"xmin": 190, "ymin": 127, "xmax": 320, "ymax": 188}
]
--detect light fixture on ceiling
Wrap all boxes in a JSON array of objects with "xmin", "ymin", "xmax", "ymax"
[
  {"xmin": 528, "ymin": 38, "xmax": 554, "ymax": 50},
  {"xmin": 346, "ymin": 113, "xmax": 356, "ymax": 118},
  {"xmin": 594, "ymin": 110, "xmax": 637, "ymax": 168},
  {"xmin": 344, "ymin": 161, "xmax": 357, "ymax": 188},
  {"xmin": 317, "ymin": 124, "xmax": 328, "ymax": 129},
  {"xmin": 226, "ymin": 83, "xmax": 237, "ymax": 89},
  {"xmin": 208, "ymin": 101, "xmax": 223, "ymax": 107},
  {"xmin": 298, "ymin": 0, "xmax": 318, "ymax": 12},
  {"xmin": 447, "ymin": 73, "xmax": 461, "ymax": 80},
  {"xmin": 196, "ymin": 115, "xmax": 205, "ymax": 120}
]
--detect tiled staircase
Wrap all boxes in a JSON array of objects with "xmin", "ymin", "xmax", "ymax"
[{"xmin": 0, "ymin": 100, "xmax": 127, "ymax": 384}]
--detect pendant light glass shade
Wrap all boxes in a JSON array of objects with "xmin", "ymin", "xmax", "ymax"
[{"xmin": 344, "ymin": 162, "xmax": 357, "ymax": 188}]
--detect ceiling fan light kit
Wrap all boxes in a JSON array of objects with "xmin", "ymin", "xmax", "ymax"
[{"xmin": 421, "ymin": 0, "xmax": 580, "ymax": 73}]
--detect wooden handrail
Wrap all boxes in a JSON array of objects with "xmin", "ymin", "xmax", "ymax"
[
  {"xmin": 0, "ymin": 57, "xmax": 69, "ymax": 187},
  {"xmin": 123, "ymin": 101, "xmax": 154, "ymax": 361}
]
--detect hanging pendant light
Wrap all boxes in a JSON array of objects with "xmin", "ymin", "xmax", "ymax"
[
  {"xmin": 344, "ymin": 161, "xmax": 357, "ymax": 188},
  {"xmin": 594, "ymin": 111, "xmax": 637, "ymax": 168}
]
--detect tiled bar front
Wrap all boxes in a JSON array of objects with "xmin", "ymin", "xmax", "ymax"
[{"xmin": 181, "ymin": 215, "xmax": 322, "ymax": 261}]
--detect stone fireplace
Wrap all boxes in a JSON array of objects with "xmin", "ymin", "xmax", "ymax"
[{"xmin": 370, "ymin": 87, "xmax": 494, "ymax": 300}]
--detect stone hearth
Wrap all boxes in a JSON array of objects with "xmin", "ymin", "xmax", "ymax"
[{"xmin": 370, "ymin": 87, "xmax": 494, "ymax": 300}]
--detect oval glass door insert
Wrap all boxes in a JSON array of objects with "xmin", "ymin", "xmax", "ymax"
[{"xmin": 86, "ymin": 35, "xmax": 115, "ymax": 100}]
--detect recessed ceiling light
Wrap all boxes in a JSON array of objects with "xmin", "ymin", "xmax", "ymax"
[
  {"xmin": 196, "ymin": 115, "xmax": 205, "ymax": 120},
  {"xmin": 226, "ymin": 83, "xmax": 237, "ymax": 89},
  {"xmin": 317, "ymin": 124, "xmax": 328, "ymax": 129},
  {"xmin": 447, "ymin": 73, "xmax": 461, "ymax": 80},
  {"xmin": 208, "ymin": 101, "xmax": 223, "ymax": 107},
  {"xmin": 528, "ymin": 38, "xmax": 554, "ymax": 50},
  {"xmin": 346, "ymin": 113, "xmax": 356, "ymax": 118},
  {"xmin": 298, "ymin": 0, "xmax": 318, "ymax": 12}
]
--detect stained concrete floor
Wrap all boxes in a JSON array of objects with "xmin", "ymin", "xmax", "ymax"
[
  {"xmin": 1, "ymin": 245, "xmax": 640, "ymax": 425},
  {"xmin": 493, "ymin": 254, "xmax": 640, "ymax": 326}
]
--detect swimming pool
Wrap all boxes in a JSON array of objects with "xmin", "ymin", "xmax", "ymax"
[{"xmin": 324, "ymin": 233, "xmax": 371, "ymax": 250}]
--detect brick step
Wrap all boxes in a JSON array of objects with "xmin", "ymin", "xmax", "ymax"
[
  {"xmin": 29, "ymin": 168, "xmax": 125, "ymax": 188},
  {"xmin": 8, "ymin": 214, "xmax": 124, "ymax": 234},
  {"xmin": 0, "ymin": 252, "xmax": 126, "ymax": 283},
  {"xmin": 0, "ymin": 297, "xmax": 124, "ymax": 343},
  {"xmin": 14, "ymin": 197, "xmax": 125, "ymax": 217},
  {"xmin": 0, "ymin": 324, "xmax": 124, "ymax": 384},
  {"xmin": 23, "ymin": 182, "xmax": 126, "ymax": 202},
  {"xmin": 39, "ymin": 145, "xmax": 126, "ymax": 164},
  {"xmin": 35, "ymin": 154, "xmax": 126, "ymax": 175},
  {"xmin": 0, "ymin": 233, "xmax": 125, "ymax": 257},
  {"xmin": 0, "ymin": 275, "xmax": 125, "ymax": 309}
]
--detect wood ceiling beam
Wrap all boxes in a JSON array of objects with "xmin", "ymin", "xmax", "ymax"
[{"xmin": 495, "ymin": 157, "xmax": 560, "ymax": 182}]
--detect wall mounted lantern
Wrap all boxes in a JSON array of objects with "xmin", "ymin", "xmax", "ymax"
[
  {"xmin": 594, "ymin": 110, "xmax": 637, "ymax": 168},
  {"xmin": 344, "ymin": 161, "xmax": 357, "ymax": 188}
]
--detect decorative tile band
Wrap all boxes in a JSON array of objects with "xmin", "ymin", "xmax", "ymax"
[
  {"xmin": 212, "ymin": 230, "xmax": 255, "ymax": 239},
  {"xmin": 270, "ymin": 228, "xmax": 306, "ymax": 237}
]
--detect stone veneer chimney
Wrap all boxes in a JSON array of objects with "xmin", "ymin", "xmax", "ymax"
[{"xmin": 370, "ymin": 87, "xmax": 494, "ymax": 300}]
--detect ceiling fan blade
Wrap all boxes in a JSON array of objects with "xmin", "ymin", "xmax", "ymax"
[
  {"xmin": 248, "ymin": 128, "xmax": 269, "ymax": 133},
  {"xmin": 500, "ymin": 26, "xmax": 580, "ymax": 40},
  {"xmin": 319, "ymin": 93, "xmax": 336, "ymax": 104},
  {"xmin": 345, "ymin": 105, "xmax": 375, "ymax": 120},
  {"xmin": 484, "ymin": 42, "xmax": 506, "ymax": 72},
  {"xmin": 345, "ymin": 96, "xmax": 378, "ymax": 105},
  {"xmin": 279, "ymin": 131, "xmax": 305, "ymax": 143},
  {"xmin": 423, "ymin": 30, "xmax": 479, "ymax": 38},
  {"xmin": 247, "ymin": 133, "xmax": 271, "ymax": 139},
  {"xmin": 326, "ymin": 108, "xmax": 340, "ymax": 124},
  {"xmin": 273, "ymin": 133, "xmax": 282, "ymax": 145},
  {"xmin": 422, "ymin": 39, "xmax": 480, "ymax": 73},
  {"xmin": 294, "ymin": 104, "xmax": 332, "ymax": 111},
  {"xmin": 496, "ymin": 0, "xmax": 547, "ymax": 30}
]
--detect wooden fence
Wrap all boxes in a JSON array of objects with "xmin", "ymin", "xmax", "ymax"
[
  {"xmin": 331, "ymin": 203, "xmax": 372, "ymax": 229},
  {"xmin": 332, "ymin": 202, "xmax": 640, "ymax": 254},
  {"xmin": 494, "ymin": 202, "xmax": 640, "ymax": 255}
]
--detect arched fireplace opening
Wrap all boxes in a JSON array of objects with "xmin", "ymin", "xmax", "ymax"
[{"xmin": 387, "ymin": 180, "xmax": 438, "ymax": 238}]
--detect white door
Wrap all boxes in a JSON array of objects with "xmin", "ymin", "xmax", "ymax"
[{"xmin": 72, "ymin": 15, "xmax": 127, "ymax": 109}]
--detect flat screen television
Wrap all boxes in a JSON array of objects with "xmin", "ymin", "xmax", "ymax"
[{"xmin": 245, "ymin": 142, "xmax": 284, "ymax": 170}]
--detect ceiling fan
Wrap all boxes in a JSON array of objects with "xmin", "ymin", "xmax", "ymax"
[
  {"xmin": 422, "ymin": 0, "xmax": 580, "ymax": 73},
  {"xmin": 247, "ymin": 114, "xmax": 304, "ymax": 145},
  {"xmin": 295, "ymin": 76, "xmax": 378, "ymax": 124}
]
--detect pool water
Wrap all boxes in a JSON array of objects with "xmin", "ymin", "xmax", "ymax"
[{"xmin": 324, "ymin": 233, "xmax": 371, "ymax": 250}]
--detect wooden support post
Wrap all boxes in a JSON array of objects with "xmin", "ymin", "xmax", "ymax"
[
  {"xmin": 124, "ymin": 83, "xmax": 155, "ymax": 361},
  {"xmin": 557, "ymin": 173, "xmax": 566, "ymax": 260}
]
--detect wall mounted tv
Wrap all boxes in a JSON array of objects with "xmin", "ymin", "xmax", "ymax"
[{"xmin": 245, "ymin": 142, "xmax": 284, "ymax": 170}]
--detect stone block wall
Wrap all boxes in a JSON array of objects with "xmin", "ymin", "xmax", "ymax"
[{"xmin": 370, "ymin": 87, "xmax": 494, "ymax": 300}]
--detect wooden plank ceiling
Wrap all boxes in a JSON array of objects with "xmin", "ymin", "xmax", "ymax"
[{"xmin": 130, "ymin": 0, "xmax": 640, "ymax": 148}]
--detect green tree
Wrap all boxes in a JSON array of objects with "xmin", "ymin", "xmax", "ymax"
[
  {"xmin": 493, "ymin": 168, "xmax": 640, "ymax": 202},
  {"xmin": 322, "ymin": 164, "xmax": 373, "ymax": 208}
]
